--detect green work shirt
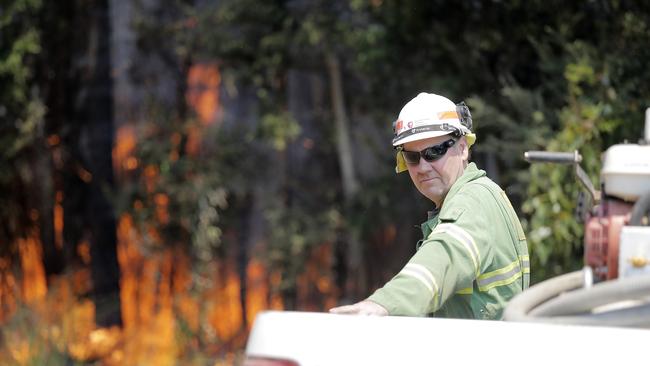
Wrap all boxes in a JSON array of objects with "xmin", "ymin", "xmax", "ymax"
[{"xmin": 368, "ymin": 163, "xmax": 530, "ymax": 319}]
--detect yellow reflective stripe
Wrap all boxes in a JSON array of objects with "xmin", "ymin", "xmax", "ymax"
[
  {"xmin": 477, "ymin": 259, "xmax": 523, "ymax": 292},
  {"xmin": 432, "ymin": 223, "xmax": 480, "ymax": 277},
  {"xmin": 479, "ymin": 260, "xmax": 519, "ymax": 281},
  {"xmin": 480, "ymin": 272, "xmax": 523, "ymax": 292},
  {"xmin": 399, "ymin": 263, "xmax": 440, "ymax": 305},
  {"xmin": 520, "ymin": 255, "xmax": 530, "ymax": 273},
  {"xmin": 456, "ymin": 287, "xmax": 473, "ymax": 295}
]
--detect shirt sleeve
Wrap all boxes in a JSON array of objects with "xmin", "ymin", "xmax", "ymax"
[{"xmin": 367, "ymin": 193, "xmax": 494, "ymax": 316}]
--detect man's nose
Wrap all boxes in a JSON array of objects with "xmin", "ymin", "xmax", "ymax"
[{"xmin": 415, "ymin": 156, "xmax": 433, "ymax": 171}]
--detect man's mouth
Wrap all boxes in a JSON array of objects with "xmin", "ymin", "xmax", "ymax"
[{"xmin": 420, "ymin": 176, "xmax": 439, "ymax": 184}]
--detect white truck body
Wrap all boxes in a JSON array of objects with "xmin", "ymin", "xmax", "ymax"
[{"xmin": 244, "ymin": 310, "xmax": 649, "ymax": 366}]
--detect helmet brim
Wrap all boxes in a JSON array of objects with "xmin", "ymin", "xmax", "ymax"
[{"xmin": 392, "ymin": 131, "xmax": 454, "ymax": 146}]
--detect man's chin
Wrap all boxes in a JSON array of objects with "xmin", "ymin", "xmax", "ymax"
[{"xmin": 422, "ymin": 189, "xmax": 444, "ymax": 203}]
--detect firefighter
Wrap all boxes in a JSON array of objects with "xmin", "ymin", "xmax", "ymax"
[{"xmin": 330, "ymin": 92, "xmax": 530, "ymax": 318}]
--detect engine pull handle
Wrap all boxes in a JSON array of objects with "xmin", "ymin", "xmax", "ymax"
[
  {"xmin": 524, "ymin": 149, "xmax": 600, "ymax": 205},
  {"xmin": 524, "ymin": 150, "xmax": 582, "ymax": 164}
]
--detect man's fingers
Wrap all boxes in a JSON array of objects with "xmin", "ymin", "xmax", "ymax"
[
  {"xmin": 329, "ymin": 301, "xmax": 388, "ymax": 316},
  {"xmin": 329, "ymin": 304, "xmax": 359, "ymax": 314}
]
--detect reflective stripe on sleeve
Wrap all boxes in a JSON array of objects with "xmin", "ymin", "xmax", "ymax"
[
  {"xmin": 520, "ymin": 254, "xmax": 531, "ymax": 288},
  {"xmin": 432, "ymin": 223, "xmax": 480, "ymax": 277},
  {"xmin": 477, "ymin": 259, "xmax": 523, "ymax": 292},
  {"xmin": 520, "ymin": 254, "xmax": 530, "ymax": 273},
  {"xmin": 455, "ymin": 287, "xmax": 473, "ymax": 295},
  {"xmin": 398, "ymin": 263, "xmax": 441, "ymax": 306}
]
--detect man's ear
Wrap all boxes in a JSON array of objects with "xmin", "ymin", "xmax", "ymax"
[{"xmin": 459, "ymin": 136, "xmax": 469, "ymax": 161}]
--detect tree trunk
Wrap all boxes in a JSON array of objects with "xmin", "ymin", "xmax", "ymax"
[
  {"xmin": 79, "ymin": 0, "xmax": 122, "ymax": 328},
  {"xmin": 43, "ymin": 0, "xmax": 122, "ymax": 327},
  {"xmin": 325, "ymin": 52, "xmax": 366, "ymax": 301},
  {"xmin": 35, "ymin": 147, "xmax": 62, "ymax": 278}
]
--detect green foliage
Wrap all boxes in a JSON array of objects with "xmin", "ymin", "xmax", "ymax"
[
  {"xmin": 264, "ymin": 200, "xmax": 340, "ymax": 292},
  {"xmin": 169, "ymin": 0, "xmax": 348, "ymax": 298},
  {"xmin": 522, "ymin": 31, "xmax": 649, "ymax": 280},
  {"xmin": 5, "ymin": 0, "xmax": 650, "ymax": 312},
  {"xmin": 182, "ymin": 0, "xmax": 650, "ymax": 286},
  {"xmin": 259, "ymin": 112, "xmax": 301, "ymax": 151},
  {"xmin": 114, "ymin": 116, "xmax": 228, "ymax": 269},
  {"xmin": 0, "ymin": 0, "xmax": 45, "ymax": 243}
]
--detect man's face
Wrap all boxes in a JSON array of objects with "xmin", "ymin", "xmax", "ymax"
[{"xmin": 403, "ymin": 135, "xmax": 468, "ymax": 207}]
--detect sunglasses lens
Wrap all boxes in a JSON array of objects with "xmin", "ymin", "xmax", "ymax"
[
  {"xmin": 422, "ymin": 147, "xmax": 444, "ymax": 162},
  {"xmin": 402, "ymin": 151, "xmax": 421, "ymax": 165},
  {"xmin": 401, "ymin": 138, "xmax": 457, "ymax": 165}
]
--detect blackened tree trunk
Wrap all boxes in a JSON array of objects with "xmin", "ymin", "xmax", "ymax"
[
  {"xmin": 81, "ymin": 0, "xmax": 122, "ymax": 328},
  {"xmin": 41, "ymin": 0, "xmax": 122, "ymax": 327}
]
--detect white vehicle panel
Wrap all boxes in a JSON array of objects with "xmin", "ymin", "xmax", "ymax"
[{"xmin": 245, "ymin": 310, "xmax": 650, "ymax": 366}]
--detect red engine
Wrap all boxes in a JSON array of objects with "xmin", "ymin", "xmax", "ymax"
[
  {"xmin": 583, "ymin": 198, "xmax": 634, "ymax": 281},
  {"xmin": 525, "ymin": 141, "xmax": 650, "ymax": 283}
]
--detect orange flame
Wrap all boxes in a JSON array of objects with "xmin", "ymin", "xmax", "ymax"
[
  {"xmin": 54, "ymin": 191, "xmax": 64, "ymax": 250},
  {"xmin": 186, "ymin": 63, "xmax": 221, "ymax": 126},
  {"xmin": 296, "ymin": 242, "xmax": 337, "ymax": 311},
  {"xmin": 117, "ymin": 214, "xmax": 178, "ymax": 365},
  {"xmin": 113, "ymin": 125, "xmax": 138, "ymax": 178},
  {"xmin": 0, "ymin": 257, "xmax": 18, "ymax": 323},
  {"xmin": 246, "ymin": 258, "xmax": 269, "ymax": 328},
  {"xmin": 17, "ymin": 235, "xmax": 47, "ymax": 304},
  {"xmin": 1, "ymin": 56, "xmax": 344, "ymax": 362},
  {"xmin": 208, "ymin": 264, "xmax": 243, "ymax": 341},
  {"xmin": 186, "ymin": 63, "xmax": 221, "ymax": 157}
]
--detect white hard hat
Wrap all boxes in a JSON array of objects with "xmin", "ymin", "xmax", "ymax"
[
  {"xmin": 392, "ymin": 92, "xmax": 476, "ymax": 173},
  {"xmin": 392, "ymin": 92, "xmax": 474, "ymax": 146}
]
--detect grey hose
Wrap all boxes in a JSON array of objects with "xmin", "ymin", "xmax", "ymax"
[
  {"xmin": 502, "ymin": 270, "xmax": 584, "ymax": 322},
  {"xmin": 530, "ymin": 274, "xmax": 650, "ymax": 317},
  {"xmin": 630, "ymin": 190, "xmax": 650, "ymax": 226},
  {"xmin": 503, "ymin": 270, "xmax": 650, "ymax": 328},
  {"xmin": 531, "ymin": 304, "xmax": 650, "ymax": 328}
]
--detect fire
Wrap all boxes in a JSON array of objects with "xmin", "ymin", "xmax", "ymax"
[
  {"xmin": 208, "ymin": 264, "xmax": 243, "ymax": 341},
  {"xmin": 17, "ymin": 235, "xmax": 47, "ymax": 304},
  {"xmin": 186, "ymin": 63, "xmax": 221, "ymax": 126},
  {"xmin": 154, "ymin": 193, "xmax": 170, "ymax": 225},
  {"xmin": 0, "ymin": 60, "xmax": 343, "ymax": 364},
  {"xmin": 117, "ymin": 214, "xmax": 178, "ymax": 365},
  {"xmin": 115, "ymin": 213, "xmax": 269, "ymax": 361},
  {"xmin": 113, "ymin": 125, "xmax": 138, "ymax": 177},
  {"xmin": 186, "ymin": 63, "xmax": 221, "ymax": 156},
  {"xmin": 54, "ymin": 191, "xmax": 63, "ymax": 250},
  {"xmin": 296, "ymin": 242, "xmax": 338, "ymax": 311},
  {"xmin": 0, "ymin": 257, "xmax": 17, "ymax": 323},
  {"xmin": 0, "ymin": 222, "xmax": 338, "ymax": 364},
  {"xmin": 172, "ymin": 249, "xmax": 199, "ymax": 333},
  {"xmin": 246, "ymin": 258, "xmax": 270, "ymax": 328}
]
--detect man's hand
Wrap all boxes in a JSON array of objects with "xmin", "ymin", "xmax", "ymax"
[{"xmin": 329, "ymin": 300, "xmax": 388, "ymax": 316}]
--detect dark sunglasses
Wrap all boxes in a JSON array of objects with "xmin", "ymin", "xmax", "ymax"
[{"xmin": 400, "ymin": 138, "xmax": 457, "ymax": 165}]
